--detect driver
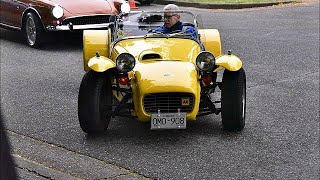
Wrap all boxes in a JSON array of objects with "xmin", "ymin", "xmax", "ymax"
[{"xmin": 152, "ymin": 4, "xmax": 197, "ymax": 39}]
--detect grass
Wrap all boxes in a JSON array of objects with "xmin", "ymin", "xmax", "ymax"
[{"xmin": 171, "ymin": 0, "xmax": 292, "ymax": 4}]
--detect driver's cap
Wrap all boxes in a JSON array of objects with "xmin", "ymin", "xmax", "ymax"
[{"xmin": 163, "ymin": 4, "xmax": 180, "ymax": 11}]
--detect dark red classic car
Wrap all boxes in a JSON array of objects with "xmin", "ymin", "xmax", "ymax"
[{"xmin": 0, "ymin": 0, "xmax": 129, "ymax": 47}]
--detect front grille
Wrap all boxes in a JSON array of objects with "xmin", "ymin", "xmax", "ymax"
[
  {"xmin": 62, "ymin": 15, "xmax": 111, "ymax": 25},
  {"xmin": 144, "ymin": 93, "xmax": 194, "ymax": 114}
]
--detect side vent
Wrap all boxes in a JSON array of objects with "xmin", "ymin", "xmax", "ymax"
[{"xmin": 141, "ymin": 53, "xmax": 162, "ymax": 60}]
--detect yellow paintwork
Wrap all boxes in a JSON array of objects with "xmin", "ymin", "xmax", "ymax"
[
  {"xmin": 83, "ymin": 29, "xmax": 111, "ymax": 72},
  {"xmin": 87, "ymin": 56, "xmax": 116, "ymax": 72},
  {"xmin": 138, "ymin": 50, "xmax": 163, "ymax": 61},
  {"xmin": 199, "ymin": 29, "xmax": 222, "ymax": 57},
  {"xmin": 111, "ymin": 38, "xmax": 202, "ymax": 61},
  {"xmin": 109, "ymin": 38, "xmax": 203, "ymax": 121},
  {"xmin": 198, "ymin": 29, "xmax": 243, "ymax": 71},
  {"xmin": 213, "ymin": 66, "xmax": 224, "ymax": 73},
  {"xmin": 215, "ymin": 54, "xmax": 243, "ymax": 71},
  {"xmin": 82, "ymin": 29, "xmax": 243, "ymax": 122},
  {"xmin": 131, "ymin": 61, "xmax": 200, "ymax": 122}
]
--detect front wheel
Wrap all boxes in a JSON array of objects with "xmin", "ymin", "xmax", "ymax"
[
  {"xmin": 221, "ymin": 68, "xmax": 246, "ymax": 131},
  {"xmin": 23, "ymin": 12, "xmax": 45, "ymax": 48},
  {"xmin": 78, "ymin": 70, "xmax": 113, "ymax": 134}
]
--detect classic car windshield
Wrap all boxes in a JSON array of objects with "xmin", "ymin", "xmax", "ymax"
[{"xmin": 115, "ymin": 11, "xmax": 198, "ymax": 40}]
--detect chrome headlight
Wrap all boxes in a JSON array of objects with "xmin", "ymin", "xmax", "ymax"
[
  {"xmin": 196, "ymin": 52, "xmax": 215, "ymax": 71},
  {"xmin": 52, "ymin": 5, "xmax": 64, "ymax": 19},
  {"xmin": 116, "ymin": 53, "xmax": 136, "ymax": 72},
  {"xmin": 120, "ymin": 2, "xmax": 130, "ymax": 14}
]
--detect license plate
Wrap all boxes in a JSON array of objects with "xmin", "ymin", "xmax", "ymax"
[{"xmin": 151, "ymin": 113, "xmax": 186, "ymax": 130}]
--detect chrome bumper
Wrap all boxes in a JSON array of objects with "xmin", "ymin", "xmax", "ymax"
[{"xmin": 46, "ymin": 23, "xmax": 110, "ymax": 31}]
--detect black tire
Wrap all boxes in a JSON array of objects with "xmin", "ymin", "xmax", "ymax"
[
  {"xmin": 221, "ymin": 68, "xmax": 246, "ymax": 131},
  {"xmin": 23, "ymin": 12, "xmax": 45, "ymax": 48},
  {"xmin": 78, "ymin": 70, "xmax": 113, "ymax": 133}
]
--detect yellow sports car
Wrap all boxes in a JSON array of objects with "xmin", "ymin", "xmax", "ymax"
[{"xmin": 78, "ymin": 10, "xmax": 246, "ymax": 133}]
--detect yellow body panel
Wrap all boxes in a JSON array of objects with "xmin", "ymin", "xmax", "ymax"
[
  {"xmin": 110, "ymin": 38, "xmax": 203, "ymax": 122},
  {"xmin": 131, "ymin": 61, "xmax": 201, "ymax": 122},
  {"xmin": 82, "ymin": 33, "xmax": 243, "ymax": 122},
  {"xmin": 111, "ymin": 38, "xmax": 202, "ymax": 61},
  {"xmin": 215, "ymin": 54, "xmax": 243, "ymax": 71},
  {"xmin": 198, "ymin": 29, "xmax": 243, "ymax": 72},
  {"xmin": 87, "ymin": 56, "xmax": 116, "ymax": 72},
  {"xmin": 199, "ymin": 29, "xmax": 222, "ymax": 57},
  {"xmin": 83, "ymin": 30, "xmax": 111, "ymax": 72}
]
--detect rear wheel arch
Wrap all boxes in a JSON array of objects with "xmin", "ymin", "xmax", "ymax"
[
  {"xmin": 83, "ymin": 29, "xmax": 111, "ymax": 71},
  {"xmin": 198, "ymin": 29, "xmax": 222, "ymax": 57}
]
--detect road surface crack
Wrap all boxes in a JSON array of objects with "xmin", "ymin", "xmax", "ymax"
[{"xmin": 16, "ymin": 166, "xmax": 54, "ymax": 180}]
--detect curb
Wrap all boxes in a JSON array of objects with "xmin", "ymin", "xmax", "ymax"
[
  {"xmin": 8, "ymin": 130, "xmax": 149, "ymax": 180},
  {"xmin": 153, "ymin": 0, "xmax": 297, "ymax": 9}
]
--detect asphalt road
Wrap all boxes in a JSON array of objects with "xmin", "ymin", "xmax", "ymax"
[{"xmin": 1, "ymin": 2, "xmax": 319, "ymax": 180}]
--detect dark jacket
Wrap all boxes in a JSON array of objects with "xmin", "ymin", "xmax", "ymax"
[
  {"xmin": 153, "ymin": 21, "xmax": 197, "ymax": 39},
  {"xmin": 152, "ymin": 21, "xmax": 204, "ymax": 50}
]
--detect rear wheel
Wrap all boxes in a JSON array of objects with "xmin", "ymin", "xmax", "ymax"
[
  {"xmin": 23, "ymin": 12, "xmax": 45, "ymax": 48},
  {"xmin": 78, "ymin": 70, "xmax": 113, "ymax": 133},
  {"xmin": 221, "ymin": 68, "xmax": 246, "ymax": 131}
]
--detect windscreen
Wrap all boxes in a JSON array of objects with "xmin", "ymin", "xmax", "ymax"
[{"xmin": 115, "ymin": 11, "xmax": 198, "ymax": 40}]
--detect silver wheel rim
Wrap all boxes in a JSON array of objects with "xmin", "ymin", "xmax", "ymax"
[{"xmin": 26, "ymin": 17, "xmax": 36, "ymax": 46}]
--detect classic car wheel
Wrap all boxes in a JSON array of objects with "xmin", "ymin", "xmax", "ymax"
[
  {"xmin": 24, "ymin": 12, "xmax": 45, "ymax": 48},
  {"xmin": 221, "ymin": 68, "xmax": 246, "ymax": 131},
  {"xmin": 78, "ymin": 70, "xmax": 113, "ymax": 133}
]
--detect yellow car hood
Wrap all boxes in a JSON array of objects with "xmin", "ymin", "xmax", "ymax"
[
  {"xmin": 133, "ymin": 61, "xmax": 199, "ymax": 95},
  {"xmin": 112, "ymin": 38, "xmax": 202, "ymax": 61}
]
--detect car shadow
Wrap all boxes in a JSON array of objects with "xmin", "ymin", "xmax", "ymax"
[
  {"xmin": 0, "ymin": 28, "xmax": 24, "ymax": 44},
  {"xmin": 0, "ymin": 28, "xmax": 83, "ymax": 51},
  {"xmin": 42, "ymin": 32, "xmax": 83, "ymax": 51},
  {"xmin": 84, "ymin": 116, "xmax": 243, "ymax": 145}
]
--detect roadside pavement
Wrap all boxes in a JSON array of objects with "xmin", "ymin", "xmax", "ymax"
[{"xmin": 9, "ymin": 131, "xmax": 149, "ymax": 180}]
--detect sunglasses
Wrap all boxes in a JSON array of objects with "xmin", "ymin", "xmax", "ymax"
[{"xmin": 163, "ymin": 14, "xmax": 177, "ymax": 20}]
